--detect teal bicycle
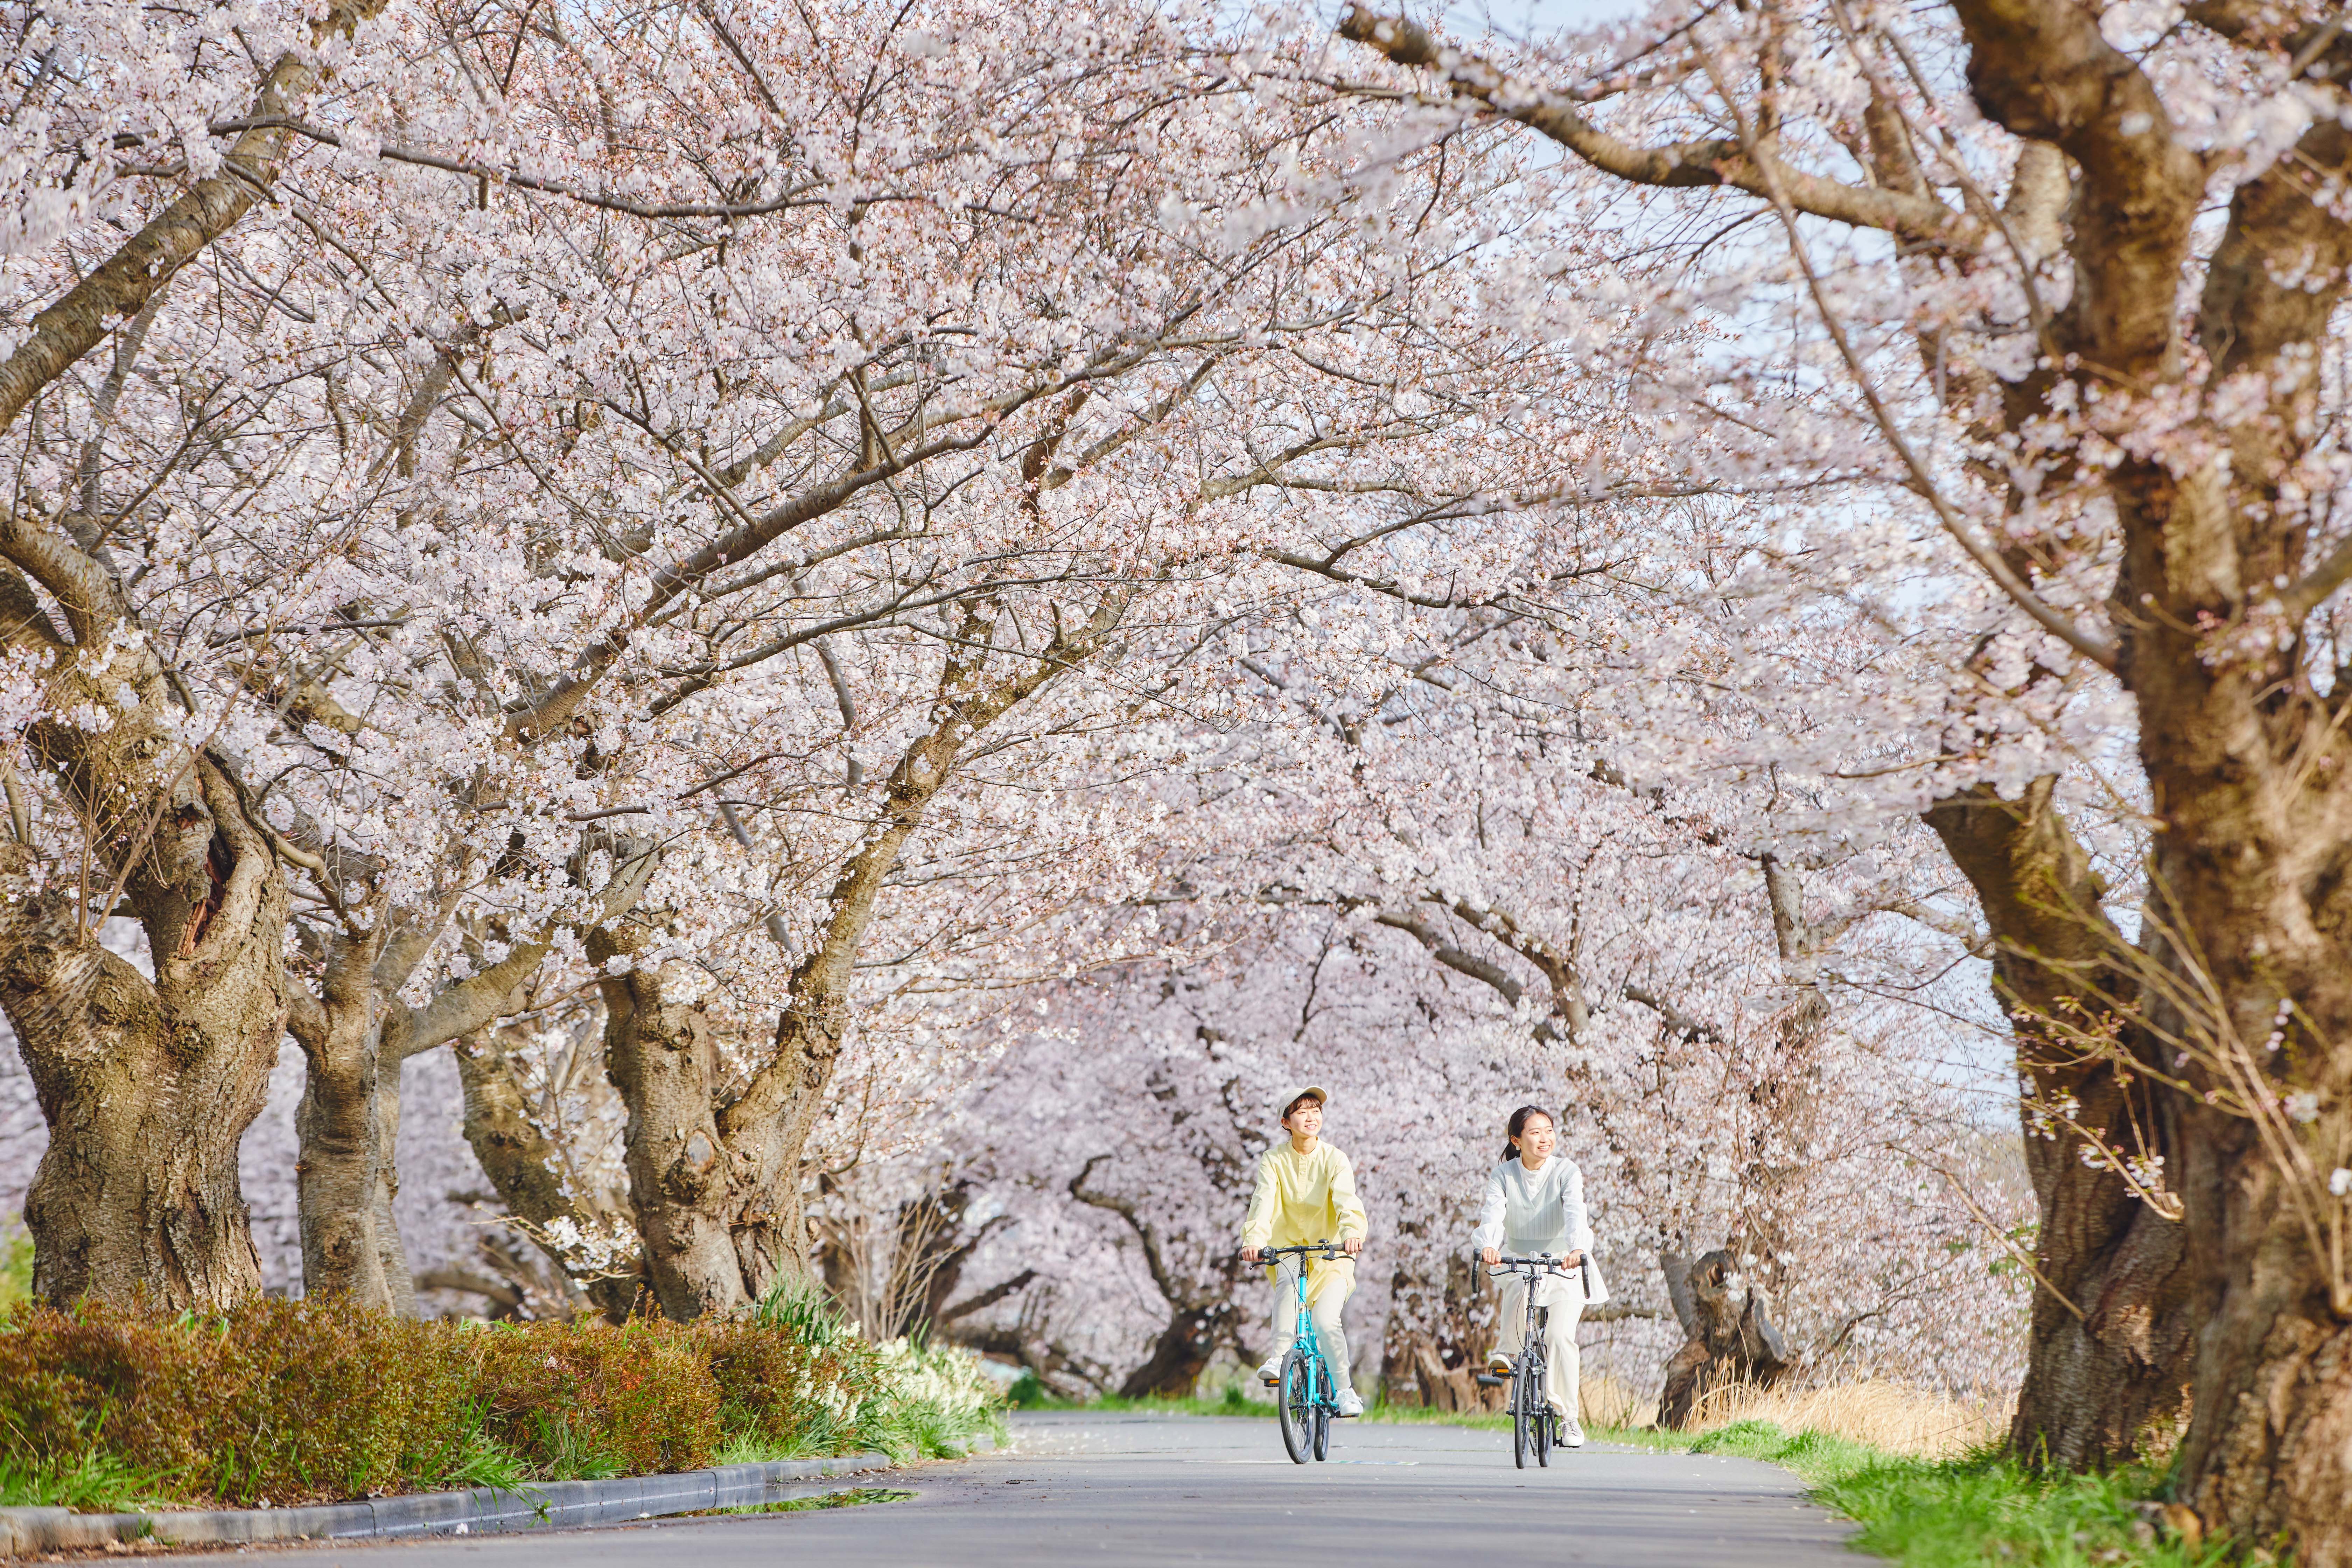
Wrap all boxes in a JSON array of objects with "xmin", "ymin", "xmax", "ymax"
[{"xmin": 1247, "ymin": 1240, "xmax": 1350, "ymax": 1463}]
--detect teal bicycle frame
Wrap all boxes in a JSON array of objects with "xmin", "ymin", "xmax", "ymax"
[{"xmin": 1250, "ymin": 1240, "xmax": 1347, "ymax": 1464}]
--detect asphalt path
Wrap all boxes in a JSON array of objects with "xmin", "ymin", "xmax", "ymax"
[{"xmin": 236, "ymin": 1412, "xmax": 1860, "ymax": 1568}]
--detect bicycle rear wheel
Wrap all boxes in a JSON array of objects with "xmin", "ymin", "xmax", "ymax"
[
  {"xmin": 1277, "ymin": 1351, "xmax": 1313, "ymax": 1464},
  {"xmin": 1312, "ymin": 1362, "xmax": 1332, "ymax": 1461}
]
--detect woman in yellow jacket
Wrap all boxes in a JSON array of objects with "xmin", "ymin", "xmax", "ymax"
[{"xmin": 1239, "ymin": 1086, "xmax": 1367, "ymax": 1417}]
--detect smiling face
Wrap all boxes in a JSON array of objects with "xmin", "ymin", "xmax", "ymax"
[
  {"xmin": 1513, "ymin": 1112, "xmax": 1557, "ymax": 1164},
  {"xmin": 1282, "ymin": 1098, "xmax": 1325, "ymax": 1142}
]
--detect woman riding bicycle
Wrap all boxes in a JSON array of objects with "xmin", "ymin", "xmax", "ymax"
[
  {"xmin": 1474, "ymin": 1104, "xmax": 1609, "ymax": 1448},
  {"xmin": 1239, "ymin": 1086, "xmax": 1367, "ymax": 1418}
]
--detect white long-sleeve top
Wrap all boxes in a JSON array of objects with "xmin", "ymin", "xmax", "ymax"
[{"xmin": 1471, "ymin": 1156, "xmax": 1611, "ymax": 1303}]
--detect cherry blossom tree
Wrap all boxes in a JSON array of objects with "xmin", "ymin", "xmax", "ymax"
[{"xmin": 1327, "ymin": 0, "xmax": 2352, "ymax": 1549}]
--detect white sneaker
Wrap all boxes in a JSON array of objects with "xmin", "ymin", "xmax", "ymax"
[
  {"xmin": 1485, "ymin": 1351, "xmax": 1513, "ymax": 1377},
  {"xmin": 1561, "ymin": 1416, "xmax": 1586, "ymax": 1448},
  {"xmin": 1336, "ymin": 1390, "xmax": 1364, "ymax": 1418},
  {"xmin": 1257, "ymin": 1358, "xmax": 1283, "ymax": 1386}
]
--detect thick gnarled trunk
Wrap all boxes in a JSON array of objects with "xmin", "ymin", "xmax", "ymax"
[
  {"xmin": 590, "ymin": 924, "xmax": 772, "ymax": 1320},
  {"xmin": 292, "ymin": 927, "xmax": 405, "ymax": 1310},
  {"xmin": 1656, "ymin": 1247, "xmax": 1794, "ymax": 1429},
  {"xmin": 1, "ymin": 760, "xmax": 288, "ymax": 1309},
  {"xmin": 1927, "ymin": 782, "xmax": 2194, "ymax": 1466},
  {"xmin": 2174, "ymin": 1106, "xmax": 2352, "ymax": 1559}
]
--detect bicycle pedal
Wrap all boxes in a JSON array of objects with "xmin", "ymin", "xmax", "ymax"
[{"xmin": 1474, "ymin": 1373, "xmax": 1507, "ymax": 1388}]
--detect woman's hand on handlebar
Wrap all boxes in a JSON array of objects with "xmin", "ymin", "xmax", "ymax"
[
  {"xmin": 1343, "ymin": 1238, "xmax": 1363, "ymax": 1257},
  {"xmin": 1480, "ymin": 1246, "xmax": 1500, "ymax": 1267},
  {"xmin": 1240, "ymin": 1246, "xmax": 1262, "ymax": 1263}
]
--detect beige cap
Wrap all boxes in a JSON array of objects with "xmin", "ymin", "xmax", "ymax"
[{"xmin": 1280, "ymin": 1086, "xmax": 1330, "ymax": 1120}]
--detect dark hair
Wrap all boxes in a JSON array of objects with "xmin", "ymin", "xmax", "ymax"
[
  {"xmin": 1502, "ymin": 1104, "xmax": 1556, "ymax": 1161},
  {"xmin": 1282, "ymin": 1092, "xmax": 1324, "ymax": 1122}
]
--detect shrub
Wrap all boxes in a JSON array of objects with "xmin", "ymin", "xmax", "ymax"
[
  {"xmin": 0, "ymin": 1290, "xmax": 1003, "ymax": 1511},
  {"xmin": 472, "ymin": 1319, "xmax": 722, "ymax": 1479},
  {"xmin": 0, "ymin": 1298, "xmax": 479, "ymax": 1506}
]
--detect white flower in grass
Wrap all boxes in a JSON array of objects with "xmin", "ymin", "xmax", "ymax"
[
  {"xmin": 2330, "ymin": 1168, "xmax": 2352, "ymax": 1198},
  {"xmin": 2284, "ymin": 1091, "xmax": 2321, "ymax": 1125}
]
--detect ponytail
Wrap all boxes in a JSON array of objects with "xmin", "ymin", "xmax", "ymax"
[{"xmin": 1502, "ymin": 1104, "xmax": 1556, "ymax": 1162}]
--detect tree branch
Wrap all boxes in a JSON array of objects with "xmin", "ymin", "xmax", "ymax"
[
  {"xmin": 1336, "ymin": 6, "xmax": 1980, "ymax": 253},
  {"xmin": 0, "ymin": 0, "xmax": 391, "ymax": 436}
]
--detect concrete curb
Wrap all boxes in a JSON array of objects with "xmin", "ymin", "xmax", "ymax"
[{"xmin": 0, "ymin": 1435, "xmax": 995, "ymax": 1555}]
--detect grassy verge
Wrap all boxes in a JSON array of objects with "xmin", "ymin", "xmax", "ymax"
[
  {"xmin": 1029, "ymin": 1394, "xmax": 2215, "ymax": 1566},
  {"xmin": 0, "ymin": 1283, "xmax": 1003, "ymax": 1514},
  {"xmin": 1682, "ymin": 1420, "xmax": 2227, "ymax": 1568}
]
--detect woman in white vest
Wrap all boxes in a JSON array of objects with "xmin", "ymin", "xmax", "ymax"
[{"xmin": 1472, "ymin": 1104, "xmax": 1610, "ymax": 1447}]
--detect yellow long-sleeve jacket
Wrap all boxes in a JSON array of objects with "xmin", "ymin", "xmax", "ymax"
[{"xmin": 1240, "ymin": 1140, "xmax": 1367, "ymax": 1307}]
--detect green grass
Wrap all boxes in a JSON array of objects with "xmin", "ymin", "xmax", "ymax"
[
  {"xmin": 1679, "ymin": 1421, "xmax": 2226, "ymax": 1568},
  {"xmin": 1036, "ymin": 1396, "xmax": 2217, "ymax": 1566},
  {"xmin": 0, "ymin": 1450, "xmax": 183, "ymax": 1513}
]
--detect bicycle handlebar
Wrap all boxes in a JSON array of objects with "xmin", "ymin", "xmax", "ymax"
[
  {"xmin": 1242, "ymin": 1240, "xmax": 1356, "ymax": 1260},
  {"xmin": 1488, "ymin": 1252, "xmax": 1581, "ymax": 1273}
]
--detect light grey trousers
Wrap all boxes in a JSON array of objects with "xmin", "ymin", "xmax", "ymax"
[
  {"xmin": 1495, "ymin": 1270, "xmax": 1586, "ymax": 1418},
  {"xmin": 1272, "ymin": 1256, "xmax": 1354, "ymax": 1393}
]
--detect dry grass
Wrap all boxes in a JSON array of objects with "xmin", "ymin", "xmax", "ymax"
[
  {"xmin": 1678, "ymin": 1378, "xmax": 2012, "ymax": 1459},
  {"xmin": 1576, "ymin": 1373, "xmax": 1653, "ymax": 1430}
]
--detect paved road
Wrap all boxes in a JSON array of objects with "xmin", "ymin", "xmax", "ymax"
[{"xmin": 243, "ymin": 1413, "xmax": 1859, "ymax": 1568}]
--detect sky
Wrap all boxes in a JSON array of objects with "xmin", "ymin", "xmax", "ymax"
[{"xmin": 1441, "ymin": 0, "xmax": 1653, "ymax": 36}]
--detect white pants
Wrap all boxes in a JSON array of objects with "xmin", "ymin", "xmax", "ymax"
[
  {"xmin": 1272, "ymin": 1257, "xmax": 1354, "ymax": 1394},
  {"xmin": 1494, "ymin": 1271, "xmax": 1584, "ymax": 1418}
]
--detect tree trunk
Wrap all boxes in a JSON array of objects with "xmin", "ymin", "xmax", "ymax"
[
  {"xmin": 454, "ymin": 1027, "xmax": 645, "ymax": 1322},
  {"xmin": 2173, "ymin": 1105, "xmax": 2352, "ymax": 1559},
  {"xmin": 292, "ymin": 927, "xmax": 400, "ymax": 1309},
  {"xmin": 1, "ymin": 758, "xmax": 289, "ymax": 1310},
  {"xmin": 370, "ymin": 1066, "xmax": 418, "ymax": 1317},
  {"xmin": 1655, "ymin": 1248, "xmax": 1795, "ymax": 1429},
  {"xmin": 590, "ymin": 924, "xmax": 760, "ymax": 1320},
  {"xmin": 1118, "ymin": 1308, "xmax": 1222, "ymax": 1399},
  {"xmin": 292, "ymin": 1023, "xmax": 422, "ymax": 1315},
  {"xmin": 2005, "ymin": 1095, "xmax": 2189, "ymax": 1469},
  {"xmin": 1926, "ymin": 783, "xmax": 2194, "ymax": 1468}
]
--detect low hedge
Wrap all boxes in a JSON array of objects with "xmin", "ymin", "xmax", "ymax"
[{"xmin": 0, "ymin": 1288, "xmax": 1003, "ymax": 1512}]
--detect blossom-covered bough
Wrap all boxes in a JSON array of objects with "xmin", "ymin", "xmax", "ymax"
[{"xmin": 0, "ymin": 0, "xmax": 1598, "ymax": 1321}]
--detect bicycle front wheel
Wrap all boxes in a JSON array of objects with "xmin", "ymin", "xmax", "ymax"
[
  {"xmin": 1312, "ymin": 1362, "xmax": 1332, "ymax": 1461},
  {"xmin": 1277, "ymin": 1351, "xmax": 1313, "ymax": 1464},
  {"xmin": 1511, "ymin": 1362, "xmax": 1532, "ymax": 1469},
  {"xmin": 1534, "ymin": 1360, "xmax": 1553, "ymax": 1468}
]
